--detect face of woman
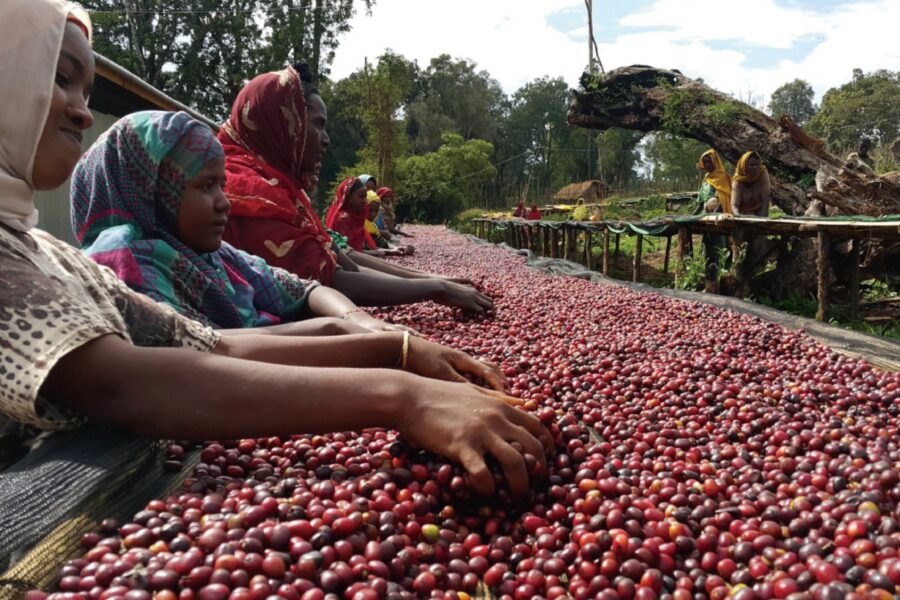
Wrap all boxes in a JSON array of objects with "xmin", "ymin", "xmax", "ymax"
[
  {"xmin": 369, "ymin": 201, "xmax": 381, "ymax": 216},
  {"xmin": 365, "ymin": 179, "xmax": 376, "ymax": 192},
  {"xmin": 702, "ymin": 155, "xmax": 714, "ymax": 172},
  {"xmin": 177, "ymin": 158, "xmax": 229, "ymax": 253},
  {"xmin": 746, "ymin": 157, "xmax": 761, "ymax": 178},
  {"xmin": 32, "ymin": 23, "xmax": 95, "ymax": 191},
  {"xmin": 347, "ymin": 186, "xmax": 367, "ymax": 212},
  {"xmin": 299, "ymin": 93, "xmax": 330, "ymax": 183}
]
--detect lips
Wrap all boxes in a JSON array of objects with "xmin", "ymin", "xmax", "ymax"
[{"xmin": 61, "ymin": 127, "xmax": 83, "ymax": 145}]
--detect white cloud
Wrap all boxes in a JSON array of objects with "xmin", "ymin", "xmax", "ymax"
[
  {"xmin": 330, "ymin": 0, "xmax": 900, "ymax": 107},
  {"xmin": 330, "ymin": 0, "xmax": 586, "ymax": 92}
]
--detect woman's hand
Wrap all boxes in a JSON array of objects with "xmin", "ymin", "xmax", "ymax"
[
  {"xmin": 343, "ymin": 310, "xmax": 418, "ymax": 335},
  {"xmin": 396, "ymin": 379, "xmax": 553, "ymax": 498},
  {"xmin": 406, "ymin": 336, "xmax": 505, "ymax": 391},
  {"xmin": 433, "ymin": 280, "xmax": 494, "ymax": 314}
]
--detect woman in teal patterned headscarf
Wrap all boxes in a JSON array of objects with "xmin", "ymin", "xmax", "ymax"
[{"xmin": 70, "ymin": 111, "xmax": 385, "ymax": 332}]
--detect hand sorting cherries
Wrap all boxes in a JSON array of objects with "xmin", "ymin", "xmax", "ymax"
[{"xmin": 29, "ymin": 226, "xmax": 900, "ymax": 600}]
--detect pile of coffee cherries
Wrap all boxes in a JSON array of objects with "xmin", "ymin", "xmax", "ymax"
[{"xmin": 30, "ymin": 227, "xmax": 900, "ymax": 600}]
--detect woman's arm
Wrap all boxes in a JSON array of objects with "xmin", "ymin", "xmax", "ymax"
[
  {"xmin": 43, "ymin": 335, "xmax": 549, "ymax": 496},
  {"xmin": 331, "ymin": 269, "xmax": 493, "ymax": 313}
]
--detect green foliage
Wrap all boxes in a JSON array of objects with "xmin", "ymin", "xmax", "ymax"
[
  {"xmin": 767, "ymin": 79, "xmax": 817, "ymax": 125},
  {"xmin": 595, "ymin": 129, "xmax": 644, "ymax": 188},
  {"xmin": 449, "ymin": 208, "xmax": 490, "ymax": 233},
  {"xmin": 807, "ymin": 69, "xmax": 900, "ymax": 151},
  {"xmin": 643, "ymin": 133, "xmax": 709, "ymax": 185},
  {"xmin": 84, "ymin": 0, "xmax": 374, "ymax": 120},
  {"xmin": 660, "ymin": 88, "xmax": 694, "ymax": 135},
  {"xmin": 706, "ymin": 102, "xmax": 742, "ymax": 126},
  {"xmin": 345, "ymin": 51, "xmax": 414, "ymax": 187},
  {"xmin": 394, "ymin": 134, "xmax": 496, "ymax": 224}
]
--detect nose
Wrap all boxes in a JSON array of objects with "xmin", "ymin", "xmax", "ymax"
[
  {"xmin": 66, "ymin": 95, "xmax": 94, "ymax": 130},
  {"xmin": 215, "ymin": 188, "xmax": 231, "ymax": 215},
  {"xmin": 321, "ymin": 129, "xmax": 330, "ymax": 149}
]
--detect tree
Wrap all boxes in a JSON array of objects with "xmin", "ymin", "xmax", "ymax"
[
  {"xmin": 768, "ymin": 79, "xmax": 817, "ymax": 126},
  {"xmin": 348, "ymin": 51, "xmax": 415, "ymax": 188},
  {"xmin": 643, "ymin": 133, "xmax": 710, "ymax": 187},
  {"xmin": 405, "ymin": 55, "xmax": 506, "ymax": 154},
  {"xmin": 594, "ymin": 128, "xmax": 643, "ymax": 189},
  {"xmin": 395, "ymin": 134, "xmax": 496, "ymax": 223},
  {"xmin": 807, "ymin": 69, "xmax": 900, "ymax": 151},
  {"xmin": 84, "ymin": 0, "xmax": 374, "ymax": 119}
]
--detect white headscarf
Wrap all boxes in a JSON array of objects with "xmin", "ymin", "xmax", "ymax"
[{"xmin": 0, "ymin": 0, "xmax": 82, "ymax": 232}]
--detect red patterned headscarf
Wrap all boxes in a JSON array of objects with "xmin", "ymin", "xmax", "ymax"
[
  {"xmin": 326, "ymin": 177, "xmax": 375, "ymax": 252},
  {"xmin": 216, "ymin": 66, "xmax": 336, "ymax": 283}
]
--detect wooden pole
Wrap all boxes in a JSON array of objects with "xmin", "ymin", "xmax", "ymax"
[
  {"xmin": 614, "ymin": 233, "xmax": 620, "ymax": 257},
  {"xmin": 550, "ymin": 228, "xmax": 559, "ymax": 258},
  {"xmin": 633, "ymin": 234, "xmax": 643, "ymax": 283},
  {"xmin": 816, "ymin": 231, "xmax": 830, "ymax": 322},
  {"xmin": 676, "ymin": 227, "xmax": 690, "ymax": 281},
  {"xmin": 602, "ymin": 229, "xmax": 610, "ymax": 276},
  {"xmin": 585, "ymin": 230, "xmax": 593, "ymax": 269},
  {"xmin": 849, "ymin": 237, "xmax": 861, "ymax": 321},
  {"xmin": 562, "ymin": 227, "xmax": 570, "ymax": 261},
  {"xmin": 663, "ymin": 235, "xmax": 672, "ymax": 274}
]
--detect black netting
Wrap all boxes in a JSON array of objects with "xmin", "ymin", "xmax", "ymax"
[{"xmin": 0, "ymin": 424, "xmax": 195, "ymax": 594}]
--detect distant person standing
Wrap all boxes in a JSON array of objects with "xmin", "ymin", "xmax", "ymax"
[
  {"xmin": 731, "ymin": 151, "xmax": 772, "ymax": 297},
  {"xmin": 694, "ymin": 149, "xmax": 732, "ymax": 292}
]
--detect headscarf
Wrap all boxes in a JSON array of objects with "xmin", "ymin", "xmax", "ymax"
[
  {"xmin": 216, "ymin": 66, "xmax": 337, "ymax": 283},
  {"xmin": 0, "ymin": 0, "xmax": 90, "ymax": 232},
  {"xmin": 696, "ymin": 149, "xmax": 733, "ymax": 214},
  {"xmin": 325, "ymin": 177, "xmax": 376, "ymax": 252},
  {"xmin": 71, "ymin": 111, "xmax": 313, "ymax": 329},
  {"xmin": 358, "ymin": 174, "xmax": 376, "ymax": 188},
  {"xmin": 376, "ymin": 187, "xmax": 396, "ymax": 228},
  {"xmin": 733, "ymin": 151, "xmax": 767, "ymax": 185},
  {"xmin": 364, "ymin": 191, "xmax": 382, "ymax": 237}
]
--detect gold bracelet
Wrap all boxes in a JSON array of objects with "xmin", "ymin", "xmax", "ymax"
[
  {"xmin": 341, "ymin": 308, "xmax": 366, "ymax": 320},
  {"xmin": 401, "ymin": 331, "xmax": 410, "ymax": 371}
]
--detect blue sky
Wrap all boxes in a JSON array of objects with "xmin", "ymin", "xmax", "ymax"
[{"xmin": 331, "ymin": 0, "xmax": 900, "ymax": 108}]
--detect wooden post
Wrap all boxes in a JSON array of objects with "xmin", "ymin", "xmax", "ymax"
[
  {"xmin": 676, "ymin": 227, "xmax": 690, "ymax": 280},
  {"xmin": 585, "ymin": 230, "xmax": 593, "ymax": 269},
  {"xmin": 562, "ymin": 227, "xmax": 570, "ymax": 261},
  {"xmin": 663, "ymin": 235, "xmax": 672, "ymax": 274},
  {"xmin": 614, "ymin": 233, "xmax": 620, "ymax": 257},
  {"xmin": 602, "ymin": 229, "xmax": 610, "ymax": 276},
  {"xmin": 633, "ymin": 234, "xmax": 643, "ymax": 283},
  {"xmin": 550, "ymin": 228, "xmax": 559, "ymax": 258},
  {"xmin": 816, "ymin": 230, "xmax": 830, "ymax": 322},
  {"xmin": 849, "ymin": 237, "xmax": 861, "ymax": 321}
]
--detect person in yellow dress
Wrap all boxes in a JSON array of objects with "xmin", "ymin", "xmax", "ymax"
[{"xmin": 694, "ymin": 149, "xmax": 732, "ymax": 292}]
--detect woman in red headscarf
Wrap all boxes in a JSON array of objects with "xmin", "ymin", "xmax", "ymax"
[
  {"xmin": 326, "ymin": 177, "xmax": 379, "ymax": 253},
  {"xmin": 526, "ymin": 202, "xmax": 541, "ymax": 220},
  {"xmin": 218, "ymin": 64, "xmax": 490, "ymax": 313}
]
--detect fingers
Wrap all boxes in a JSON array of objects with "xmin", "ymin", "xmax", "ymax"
[
  {"xmin": 458, "ymin": 446, "xmax": 495, "ymax": 496},
  {"xmin": 503, "ymin": 403, "xmax": 555, "ymax": 455},
  {"xmin": 488, "ymin": 437, "xmax": 529, "ymax": 498},
  {"xmin": 452, "ymin": 354, "xmax": 506, "ymax": 392},
  {"xmin": 507, "ymin": 422, "xmax": 548, "ymax": 478}
]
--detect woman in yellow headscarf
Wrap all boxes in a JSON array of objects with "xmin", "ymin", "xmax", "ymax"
[
  {"xmin": 694, "ymin": 149, "xmax": 733, "ymax": 292},
  {"xmin": 731, "ymin": 151, "xmax": 772, "ymax": 296},
  {"xmin": 695, "ymin": 149, "xmax": 732, "ymax": 214},
  {"xmin": 731, "ymin": 151, "xmax": 770, "ymax": 217},
  {"xmin": 365, "ymin": 190, "xmax": 407, "ymax": 256}
]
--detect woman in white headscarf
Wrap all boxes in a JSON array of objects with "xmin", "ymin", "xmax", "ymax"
[{"xmin": 0, "ymin": 0, "xmax": 549, "ymax": 496}]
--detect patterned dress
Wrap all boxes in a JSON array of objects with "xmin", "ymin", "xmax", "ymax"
[{"xmin": 0, "ymin": 225, "xmax": 219, "ymax": 431}]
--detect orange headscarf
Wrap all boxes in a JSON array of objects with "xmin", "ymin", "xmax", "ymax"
[
  {"xmin": 732, "ymin": 151, "xmax": 767, "ymax": 185},
  {"xmin": 696, "ymin": 149, "xmax": 732, "ymax": 214}
]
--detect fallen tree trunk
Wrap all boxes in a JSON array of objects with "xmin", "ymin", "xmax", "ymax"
[{"xmin": 568, "ymin": 65, "xmax": 900, "ymax": 217}]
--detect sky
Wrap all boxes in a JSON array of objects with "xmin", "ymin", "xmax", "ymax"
[{"xmin": 330, "ymin": 0, "xmax": 900, "ymax": 107}]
